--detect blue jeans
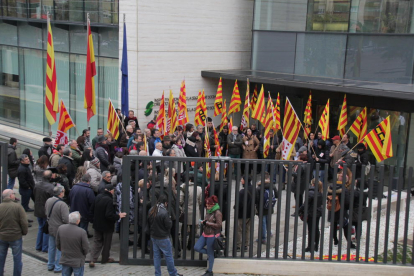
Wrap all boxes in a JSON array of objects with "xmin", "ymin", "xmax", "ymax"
[
  {"xmin": 0, "ymin": 238, "xmax": 22, "ymax": 276},
  {"xmin": 261, "ymin": 216, "xmax": 272, "ymax": 242},
  {"xmin": 313, "ymin": 169, "xmax": 325, "ymax": 184},
  {"xmin": 62, "ymin": 265, "xmax": 84, "ymax": 276},
  {"xmin": 7, "ymin": 177, "xmax": 15, "ymax": 190},
  {"xmin": 151, "ymin": 238, "xmax": 177, "ymax": 276},
  {"xmin": 18, "ymin": 188, "xmax": 32, "ymax": 211},
  {"xmin": 194, "ymin": 235, "xmax": 215, "ymax": 272},
  {"xmin": 48, "ymin": 235, "xmax": 62, "ymax": 271},
  {"xmin": 36, "ymin": 217, "xmax": 49, "ymax": 252}
]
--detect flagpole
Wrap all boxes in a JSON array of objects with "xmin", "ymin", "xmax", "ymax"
[
  {"xmin": 87, "ymin": 12, "xmax": 90, "ymax": 131},
  {"xmin": 47, "ymin": 11, "xmax": 53, "ymax": 138}
]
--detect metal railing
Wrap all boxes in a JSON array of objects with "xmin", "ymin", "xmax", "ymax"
[{"xmin": 119, "ymin": 156, "xmax": 414, "ymax": 266}]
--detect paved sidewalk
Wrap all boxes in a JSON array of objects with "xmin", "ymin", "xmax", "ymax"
[{"xmin": 3, "ymin": 251, "xmax": 259, "ymax": 276}]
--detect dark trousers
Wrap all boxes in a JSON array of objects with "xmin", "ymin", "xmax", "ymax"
[
  {"xmin": 333, "ymin": 218, "xmax": 352, "ymax": 243},
  {"xmin": 307, "ymin": 216, "xmax": 320, "ymax": 248},
  {"xmin": 181, "ymin": 224, "xmax": 195, "ymax": 249},
  {"xmin": 90, "ymin": 230, "xmax": 113, "ymax": 263},
  {"xmin": 19, "ymin": 188, "xmax": 32, "ymax": 211},
  {"xmin": 294, "ymin": 192, "xmax": 303, "ymax": 208}
]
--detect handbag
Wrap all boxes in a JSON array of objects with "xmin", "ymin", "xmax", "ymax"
[
  {"xmin": 214, "ymin": 234, "xmax": 225, "ymax": 251},
  {"xmin": 42, "ymin": 198, "xmax": 61, "ymax": 234}
]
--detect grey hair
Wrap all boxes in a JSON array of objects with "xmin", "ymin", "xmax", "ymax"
[
  {"xmin": 126, "ymin": 125, "xmax": 133, "ymax": 131},
  {"xmin": 2, "ymin": 190, "xmax": 13, "ymax": 199},
  {"xmin": 102, "ymin": 171, "xmax": 111, "ymax": 178},
  {"xmin": 81, "ymin": 173, "xmax": 91, "ymax": 183},
  {"xmin": 69, "ymin": 211, "xmax": 81, "ymax": 224},
  {"xmin": 197, "ymin": 125, "xmax": 203, "ymax": 129},
  {"xmin": 53, "ymin": 184, "xmax": 64, "ymax": 196},
  {"xmin": 68, "ymin": 140, "xmax": 76, "ymax": 147},
  {"xmin": 129, "ymin": 150, "xmax": 138, "ymax": 156},
  {"xmin": 43, "ymin": 170, "xmax": 53, "ymax": 180},
  {"xmin": 63, "ymin": 147, "xmax": 71, "ymax": 156}
]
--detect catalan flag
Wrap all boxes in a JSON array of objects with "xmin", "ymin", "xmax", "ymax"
[
  {"xmin": 213, "ymin": 125, "xmax": 221, "ymax": 157},
  {"xmin": 228, "ymin": 80, "xmax": 241, "ymax": 115},
  {"xmin": 84, "ymin": 17, "xmax": 97, "ymax": 122},
  {"xmin": 252, "ymin": 84, "xmax": 265, "ymax": 126},
  {"xmin": 337, "ymin": 94, "xmax": 348, "ymax": 137},
  {"xmin": 45, "ymin": 16, "xmax": 59, "ymax": 125},
  {"xmin": 107, "ymin": 99, "xmax": 120, "ymax": 140},
  {"xmin": 54, "ymin": 101, "xmax": 74, "ymax": 147},
  {"xmin": 228, "ymin": 116, "xmax": 233, "ymax": 132},
  {"xmin": 251, "ymin": 84, "xmax": 258, "ymax": 112},
  {"xmin": 214, "ymin": 77, "xmax": 223, "ymax": 117},
  {"xmin": 220, "ymin": 99, "xmax": 228, "ymax": 132},
  {"xmin": 263, "ymin": 94, "xmax": 274, "ymax": 159},
  {"xmin": 364, "ymin": 116, "xmax": 393, "ymax": 162},
  {"xmin": 240, "ymin": 79, "xmax": 250, "ymax": 130},
  {"xmin": 195, "ymin": 90, "xmax": 207, "ymax": 126},
  {"xmin": 166, "ymin": 90, "xmax": 178, "ymax": 134},
  {"xmin": 156, "ymin": 91, "xmax": 166, "ymax": 139},
  {"xmin": 281, "ymin": 97, "xmax": 301, "ymax": 160},
  {"xmin": 318, "ymin": 99, "xmax": 330, "ymax": 140},
  {"xmin": 350, "ymin": 107, "xmax": 367, "ymax": 142},
  {"xmin": 204, "ymin": 110, "xmax": 212, "ymax": 178},
  {"xmin": 274, "ymin": 93, "xmax": 281, "ymax": 132},
  {"xmin": 178, "ymin": 80, "xmax": 188, "ymax": 125},
  {"xmin": 303, "ymin": 92, "xmax": 312, "ymax": 139}
]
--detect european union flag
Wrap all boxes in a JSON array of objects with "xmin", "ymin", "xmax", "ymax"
[{"xmin": 121, "ymin": 22, "xmax": 129, "ymax": 117}]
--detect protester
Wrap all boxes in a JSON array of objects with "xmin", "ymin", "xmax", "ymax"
[
  {"xmin": 92, "ymin": 128, "xmax": 104, "ymax": 150},
  {"xmin": 77, "ymin": 136, "xmax": 86, "ymax": 152},
  {"xmin": 98, "ymin": 171, "xmax": 112, "ymax": 194},
  {"xmin": 22, "ymin": 148, "xmax": 35, "ymax": 172},
  {"xmin": 152, "ymin": 142, "xmax": 163, "ymax": 157},
  {"xmin": 86, "ymin": 158, "xmax": 102, "ymax": 194},
  {"xmin": 17, "ymin": 154, "xmax": 35, "ymax": 212},
  {"xmin": 255, "ymin": 173, "xmax": 277, "ymax": 244},
  {"xmin": 50, "ymin": 144, "xmax": 64, "ymax": 168},
  {"xmin": 33, "ymin": 155, "xmax": 49, "ymax": 185},
  {"xmin": 329, "ymin": 136, "xmax": 348, "ymax": 180},
  {"xmin": 7, "ymin": 138, "xmax": 19, "ymax": 190},
  {"xmin": 236, "ymin": 176, "xmax": 253, "ymax": 252},
  {"xmin": 148, "ymin": 129, "xmax": 162, "ymax": 155},
  {"xmin": 227, "ymin": 126, "xmax": 243, "ymax": 159},
  {"xmin": 120, "ymin": 125, "xmax": 133, "ymax": 149},
  {"xmin": 312, "ymin": 139, "xmax": 330, "ymax": 184},
  {"xmin": 355, "ymin": 143, "xmax": 369, "ymax": 179},
  {"xmin": 242, "ymin": 128, "xmax": 260, "ymax": 174},
  {"xmin": 39, "ymin": 137, "xmax": 54, "ymax": 159},
  {"xmin": 69, "ymin": 140, "xmax": 82, "ymax": 168},
  {"xmin": 0, "ymin": 189, "xmax": 28, "ymax": 276},
  {"xmin": 184, "ymin": 134, "xmax": 199, "ymax": 157},
  {"xmin": 218, "ymin": 125, "xmax": 229, "ymax": 155},
  {"xmin": 72, "ymin": 166, "xmax": 87, "ymax": 186},
  {"xmin": 55, "ymin": 164, "xmax": 71, "ymax": 201},
  {"xmin": 123, "ymin": 110, "xmax": 140, "ymax": 129}
]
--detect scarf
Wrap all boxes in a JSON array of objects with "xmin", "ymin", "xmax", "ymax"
[{"xmin": 207, "ymin": 203, "xmax": 220, "ymax": 214}]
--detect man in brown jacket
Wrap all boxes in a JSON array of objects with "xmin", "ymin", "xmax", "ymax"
[
  {"xmin": 56, "ymin": 211, "xmax": 89, "ymax": 276},
  {"xmin": 0, "ymin": 189, "xmax": 29, "ymax": 276}
]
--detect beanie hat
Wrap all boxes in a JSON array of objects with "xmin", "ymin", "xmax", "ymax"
[{"xmin": 91, "ymin": 157, "xmax": 100, "ymax": 165}]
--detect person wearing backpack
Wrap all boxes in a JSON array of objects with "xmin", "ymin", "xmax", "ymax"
[{"xmin": 255, "ymin": 173, "xmax": 277, "ymax": 244}]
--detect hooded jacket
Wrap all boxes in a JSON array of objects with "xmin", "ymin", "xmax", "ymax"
[{"xmin": 184, "ymin": 137, "xmax": 198, "ymax": 157}]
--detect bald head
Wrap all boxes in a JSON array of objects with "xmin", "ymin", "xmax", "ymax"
[
  {"xmin": 139, "ymin": 150, "xmax": 147, "ymax": 156},
  {"xmin": 2, "ymin": 189, "xmax": 15, "ymax": 200}
]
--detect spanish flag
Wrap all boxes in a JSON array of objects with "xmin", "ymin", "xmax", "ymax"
[
  {"xmin": 45, "ymin": 15, "xmax": 59, "ymax": 125},
  {"xmin": 84, "ymin": 17, "xmax": 96, "ymax": 122},
  {"xmin": 364, "ymin": 116, "xmax": 393, "ymax": 162}
]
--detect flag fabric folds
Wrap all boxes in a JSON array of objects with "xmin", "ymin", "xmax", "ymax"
[
  {"xmin": 107, "ymin": 99, "xmax": 121, "ymax": 140},
  {"xmin": 252, "ymin": 84, "xmax": 265, "ymax": 126},
  {"xmin": 303, "ymin": 92, "xmax": 312, "ymax": 139},
  {"xmin": 337, "ymin": 94, "xmax": 347, "ymax": 137},
  {"xmin": 228, "ymin": 116, "xmax": 233, "ymax": 132},
  {"xmin": 251, "ymin": 85, "xmax": 258, "ymax": 112},
  {"xmin": 364, "ymin": 116, "xmax": 393, "ymax": 162},
  {"xmin": 166, "ymin": 90, "xmax": 178, "ymax": 134},
  {"xmin": 263, "ymin": 94, "xmax": 274, "ymax": 159},
  {"xmin": 156, "ymin": 91, "xmax": 166, "ymax": 139},
  {"xmin": 220, "ymin": 99, "xmax": 228, "ymax": 132},
  {"xmin": 240, "ymin": 79, "xmax": 250, "ymax": 130},
  {"xmin": 274, "ymin": 93, "xmax": 281, "ymax": 132},
  {"xmin": 178, "ymin": 80, "xmax": 188, "ymax": 125},
  {"xmin": 213, "ymin": 126, "xmax": 221, "ymax": 157},
  {"xmin": 214, "ymin": 77, "xmax": 223, "ymax": 117},
  {"xmin": 54, "ymin": 101, "xmax": 74, "ymax": 146},
  {"xmin": 318, "ymin": 99, "xmax": 330, "ymax": 140},
  {"xmin": 195, "ymin": 90, "xmax": 207, "ymax": 126},
  {"xmin": 281, "ymin": 98, "xmax": 301, "ymax": 160},
  {"xmin": 45, "ymin": 16, "xmax": 59, "ymax": 125},
  {"xmin": 204, "ymin": 110, "xmax": 211, "ymax": 178},
  {"xmin": 350, "ymin": 107, "xmax": 367, "ymax": 142},
  {"xmin": 228, "ymin": 80, "xmax": 241, "ymax": 115},
  {"xmin": 84, "ymin": 18, "xmax": 97, "ymax": 122},
  {"xmin": 121, "ymin": 22, "xmax": 129, "ymax": 117}
]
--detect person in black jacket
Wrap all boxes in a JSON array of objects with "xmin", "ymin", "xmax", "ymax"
[
  {"xmin": 38, "ymin": 137, "xmax": 54, "ymax": 159},
  {"xmin": 355, "ymin": 143, "xmax": 369, "ymax": 179},
  {"xmin": 89, "ymin": 184, "xmax": 126, "ymax": 268},
  {"xmin": 236, "ymin": 176, "xmax": 253, "ymax": 252},
  {"xmin": 299, "ymin": 179, "xmax": 323, "ymax": 252},
  {"xmin": 7, "ymin": 138, "xmax": 19, "ymax": 190},
  {"xmin": 312, "ymin": 139, "xmax": 330, "ymax": 184},
  {"xmin": 58, "ymin": 148, "xmax": 76, "ymax": 187},
  {"xmin": 218, "ymin": 125, "xmax": 229, "ymax": 156},
  {"xmin": 291, "ymin": 155, "xmax": 308, "ymax": 214},
  {"xmin": 184, "ymin": 136, "xmax": 198, "ymax": 157},
  {"xmin": 351, "ymin": 178, "xmax": 369, "ymax": 246},
  {"xmin": 17, "ymin": 154, "xmax": 35, "ymax": 212},
  {"xmin": 147, "ymin": 194, "xmax": 183, "ymax": 276},
  {"xmin": 95, "ymin": 136, "xmax": 110, "ymax": 173}
]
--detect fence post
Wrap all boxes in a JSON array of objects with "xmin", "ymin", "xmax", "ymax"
[
  {"xmin": 119, "ymin": 155, "xmax": 132, "ymax": 264},
  {"xmin": 1, "ymin": 142, "xmax": 8, "ymax": 198}
]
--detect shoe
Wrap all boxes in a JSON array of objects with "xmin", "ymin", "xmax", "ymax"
[
  {"xmin": 48, "ymin": 266, "xmax": 54, "ymax": 271},
  {"xmin": 243, "ymin": 246, "xmax": 248, "ymax": 252},
  {"xmin": 28, "ymin": 219, "xmax": 33, "ymax": 223},
  {"xmin": 26, "ymin": 208, "xmax": 34, "ymax": 212},
  {"xmin": 292, "ymin": 205, "xmax": 296, "ymax": 208},
  {"xmin": 314, "ymin": 245, "xmax": 318, "ymax": 252},
  {"xmin": 89, "ymin": 261, "xmax": 95, "ymax": 268},
  {"xmin": 305, "ymin": 247, "xmax": 311, "ymax": 252},
  {"xmin": 54, "ymin": 271, "xmax": 62, "ymax": 274},
  {"xmin": 28, "ymin": 224, "xmax": 32, "ymax": 227},
  {"xmin": 87, "ymin": 234, "xmax": 93, "ymax": 239},
  {"xmin": 202, "ymin": 271, "xmax": 213, "ymax": 276},
  {"xmin": 291, "ymin": 213, "xmax": 295, "ymax": 217},
  {"xmin": 128, "ymin": 240, "xmax": 134, "ymax": 246},
  {"xmin": 101, "ymin": 257, "xmax": 115, "ymax": 264},
  {"xmin": 350, "ymin": 243, "xmax": 357, "ymax": 249},
  {"xmin": 236, "ymin": 247, "xmax": 241, "ymax": 252}
]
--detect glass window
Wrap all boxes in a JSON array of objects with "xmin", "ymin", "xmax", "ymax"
[
  {"xmin": 0, "ymin": 21, "xmax": 18, "ymax": 46},
  {"xmin": 43, "ymin": 25, "xmax": 70, "ymax": 52},
  {"xmin": 55, "ymin": 0, "xmax": 69, "ymax": 21},
  {"xmin": 0, "ymin": 46, "xmax": 20, "ymax": 124},
  {"xmin": 29, "ymin": 0, "xmax": 41, "ymax": 19},
  {"xmin": 306, "ymin": 0, "xmax": 351, "ymax": 32},
  {"xmin": 345, "ymin": 35, "xmax": 414, "ymax": 84},
  {"xmin": 99, "ymin": 0, "xmax": 119, "ymax": 24},
  {"xmin": 295, "ymin": 33, "xmax": 347, "ymax": 78},
  {"xmin": 6, "ymin": 0, "xmax": 27, "ymax": 18},
  {"xmin": 70, "ymin": 25, "xmax": 99, "ymax": 55},
  {"xmin": 86, "ymin": 0, "xmax": 99, "ymax": 23},
  {"xmin": 69, "ymin": 0, "xmax": 84, "ymax": 22},
  {"xmin": 254, "ymin": 0, "xmax": 308, "ymax": 31},
  {"xmin": 42, "ymin": 0, "xmax": 54, "ymax": 20},
  {"xmin": 19, "ymin": 22, "xmax": 43, "ymax": 49},
  {"xmin": 252, "ymin": 31, "xmax": 296, "ymax": 74},
  {"xmin": 349, "ymin": 0, "xmax": 414, "ymax": 33},
  {"xmin": 99, "ymin": 27, "xmax": 118, "ymax": 57}
]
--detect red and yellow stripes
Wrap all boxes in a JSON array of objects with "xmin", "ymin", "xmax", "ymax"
[
  {"xmin": 241, "ymin": 79, "xmax": 250, "ymax": 130},
  {"xmin": 156, "ymin": 91, "xmax": 166, "ymax": 139},
  {"xmin": 57, "ymin": 100, "xmax": 74, "ymax": 133},
  {"xmin": 167, "ymin": 90, "xmax": 178, "ymax": 134},
  {"xmin": 318, "ymin": 99, "xmax": 330, "ymax": 140},
  {"xmin": 45, "ymin": 17, "xmax": 59, "ymax": 125},
  {"xmin": 251, "ymin": 84, "xmax": 265, "ymax": 126},
  {"xmin": 84, "ymin": 18, "xmax": 96, "ymax": 122},
  {"xmin": 213, "ymin": 126, "xmax": 221, "ymax": 157},
  {"xmin": 274, "ymin": 93, "xmax": 281, "ymax": 132},
  {"xmin": 228, "ymin": 80, "xmax": 241, "ymax": 115},
  {"xmin": 251, "ymin": 85, "xmax": 258, "ymax": 113},
  {"xmin": 364, "ymin": 116, "xmax": 393, "ymax": 162},
  {"xmin": 303, "ymin": 92, "xmax": 312, "ymax": 139},
  {"xmin": 283, "ymin": 98, "xmax": 301, "ymax": 145},
  {"xmin": 263, "ymin": 94, "xmax": 274, "ymax": 159},
  {"xmin": 337, "ymin": 94, "xmax": 347, "ymax": 137},
  {"xmin": 195, "ymin": 90, "xmax": 207, "ymax": 126},
  {"xmin": 107, "ymin": 100, "xmax": 120, "ymax": 139},
  {"xmin": 350, "ymin": 107, "xmax": 367, "ymax": 142},
  {"xmin": 178, "ymin": 80, "xmax": 188, "ymax": 125},
  {"xmin": 220, "ymin": 99, "xmax": 228, "ymax": 132},
  {"xmin": 214, "ymin": 77, "xmax": 223, "ymax": 117}
]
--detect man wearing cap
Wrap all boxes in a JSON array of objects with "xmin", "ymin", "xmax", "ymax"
[
  {"xmin": 329, "ymin": 135, "xmax": 349, "ymax": 180},
  {"xmin": 89, "ymin": 184, "xmax": 126, "ymax": 267},
  {"xmin": 86, "ymin": 158, "xmax": 102, "ymax": 194},
  {"xmin": 17, "ymin": 154, "xmax": 35, "ymax": 212},
  {"xmin": 95, "ymin": 135, "xmax": 110, "ymax": 172},
  {"xmin": 39, "ymin": 137, "xmax": 54, "ymax": 159}
]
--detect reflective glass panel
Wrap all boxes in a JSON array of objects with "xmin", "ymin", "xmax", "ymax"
[
  {"xmin": 306, "ymin": 0, "xmax": 351, "ymax": 32},
  {"xmin": 86, "ymin": 0, "xmax": 99, "ymax": 23},
  {"xmin": 99, "ymin": 27, "xmax": 118, "ymax": 57},
  {"xmin": 0, "ymin": 21, "xmax": 18, "ymax": 46},
  {"xmin": 55, "ymin": 0, "xmax": 69, "ymax": 21},
  {"xmin": 29, "ymin": 0, "xmax": 41, "ymax": 19},
  {"xmin": 69, "ymin": 0, "xmax": 84, "ymax": 22},
  {"xmin": 19, "ymin": 22, "xmax": 43, "ymax": 49},
  {"xmin": 70, "ymin": 25, "xmax": 99, "ymax": 55},
  {"xmin": 0, "ymin": 46, "xmax": 20, "ymax": 124},
  {"xmin": 99, "ymin": 0, "xmax": 119, "ymax": 24}
]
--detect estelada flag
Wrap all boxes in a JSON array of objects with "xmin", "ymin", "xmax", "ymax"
[
  {"xmin": 166, "ymin": 90, "xmax": 178, "ymax": 134},
  {"xmin": 45, "ymin": 15, "xmax": 59, "ymax": 125},
  {"xmin": 263, "ymin": 93, "xmax": 274, "ymax": 159},
  {"xmin": 251, "ymin": 85, "xmax": 258, "ymax": 112},
  {"xmin": 84, "ymin": 17, "xmax": 97, "ymax": 122},
  {"xmin": 240, "ymin": 79, "xmax": 250, "ymax": 130},
  {"xmin": 303, "ymin": 92, "xmax": 312, "ymax": 139},
  {"xmin": 318, "ymin": 99, "xmax": 330, "ymax": 140},
  {"xmin": 178, "ymin": 80, "xmax": 189, "ymax": 125},
  {"xmin": 228, "ymin": 80, "xmax": 241, "ymax": 115},
  {"xmin": 214, "ymin": 77, "xmax": 223, "ymax": 117},
  {"xmin": 364, "ymin": 116, "xmax": 393, "ymax": 162},
  {"xmin": 350, "ymin": 107, "xmax": 367, "ymax": 142},
  {"xmin": 195, "ymin": 90, "xmax": 207, "ymax": 126},
  {"xmin": 337, "ymin": 94, "xmax": 348, "ymax": 137},
  {"xmin": 281, "ymin": 97, "xmax": 301, "ymax": 160},
  {"xmin": 220, "ymin": 99, "xmax": 228, "ymax": 132},
  {"xmin": 156, "ymin": 91, "xmax": 166, "ymax": 139},
  {"xmin": 54, "ymin": 100, "xmax": 74, "ymax": 147},
  {"xmin": 274, "ymin": 93, "xmax": 281, "ymax": 132},
  {"xmin": 251, "ymin": 84, "xmax": 265, "ymax": 126},
  {"xmin": 107, "ymin": 99, "xmax": 120, "ymax": 140}
]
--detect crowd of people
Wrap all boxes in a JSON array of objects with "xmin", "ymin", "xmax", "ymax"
[{"xmin": 1, "ymin": 109, "xmax": 372, "ymax": 276}]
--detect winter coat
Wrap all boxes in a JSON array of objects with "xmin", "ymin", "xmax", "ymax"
[
  {"xmin": 69, "ymin": 182, "xmax": 95, "ymax": 222},
  {"xmin": 194, "ymin": 169, "xmax": 208, "ymax": 187},
  {"xmin": 95, "ymin": 145, "xmax": 110, "ymax": 172},
  {"xmin": 291, "ymin": 163, "xmax": 307, "ymax": 196},
  {"xmin": 91, "ymin": 191, "xmax": 120, "ymax": 233},
  {"xmin": 49, "ymin": 152, "xmax": 62, "ymax": 168},
  {"xmin": 33, "ymin": 165, "xmax": 46, "ymax": 186},
  {"xmin": 330, "ymin": 144, "xmax": 349, "ymax": 168},
  {"xmin": 138, "ymin": 186, "xmax": 151, "ymax": 227},
  {"xmin": 203, "ymin": 210, "xmax": 222, "ymax": 236},
  {"xmin": 242, "ymin": 135, "xmax": 260, "ymax": 159},
  {"xmin": 180, "ymin": 181, "xmax": 202, "ymax": 225},
  {"xmin": 260, "ymin": 136, "xmax": 279, "ymax": 159},
  {"xmin": 45, "ymin": 196, "xmax": 69, "ymax": 237},
  {"xmin": 255, "ymin": 180, "xmax": 278, "ymax": 216},
  {"xmin": 148, "ymin": 136, "xmax": 161, "ymax": 156},
  {"xmin": 195, "ymin": 138, "xmax": 203, "ymax": 157},
  {"xmin": 172, "ymin": 144, "xmax": 186, "ymax": 173},
  {"xmin": 210, "ymin": 182, "xmax": 229, "ymax": 222},
  {"xmin": 184, "ymin": 137, "xmax": 198, "ymax": 157},
  {"xmin": 38, "ymin": 144, "xmax": 53, "ymax": 159},
  {"xmin": 115, "ymin": 182, "xmax": 134, "ymax": 223},
  {"xmin": 58, "ymin": 156, "xmax": 76, "ymax": 187},
  {"xmin": 56, "ymin": 223, "xmax": 89, "ymax": 268},
  {"xmin": 120, "ymin": 131, "xmax": 133, "ymax": 148},
  {"xmin": 17, "ymin": 163, "xmax": 35, "ymax": 190},
  {"xmin": 70, "ymin": 148, "xmax": 82, "ymax": 168},
  {"xmin": 327, "ymin": 183, "xmax": 350, "ymax": 221},
  {"xmin": 218, "ymin": 131, "xmax": 228, "ymax": 156},
  {"xmin": 227, "ymin": 133, "xmax": 243, "ymax": 156},
  {"xmin": 355, "ymin": 149, "xmax": 369, "ymax": 179},
  {"xmin": 98, "ymin": 179, "xmax": 112, "ymax": 195},
  {"xmin": 0, "ymin": 198, "xmax": 28, "ymax": 242},
  {"xmin": 313, "ymin": 140, "xmax": 330, "ymax": 170},
  {"xmin": 148, "ymin": 203, "xmax": 172, "ymax": 239},
  {"xmin": 86, "ymin": 163, "xmax": 102, "ymax": 193},
  {"xmin": 124, "ymin": 116, "xmax": 140, "ymax": 129},
  {"xmin": 299, "ymin": 186, "xmax": 323, "ymax": 218},
  {"xmin": 34, "ymin": 180, "xmax": 55, "ymax": 218},
  {"xmin": 237, "ymin": 184, "xmax": 254, "ymax": 219},
  {"xmin": 150, "ymin": 180, "xmax": 179, "ymax": 221},
  {"xmin": 7, "ymin": 144, "xmax": 20, "ymax": 178},
  {"xmin": 113, "ymin": 156, "xmax": 122, "ymax": 182}
]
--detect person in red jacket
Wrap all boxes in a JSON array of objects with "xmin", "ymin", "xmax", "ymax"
[{"xmin": 123, "ymin": 110, "xmax": 140, "ymax": 129}]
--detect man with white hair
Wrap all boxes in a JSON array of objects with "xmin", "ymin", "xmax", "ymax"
[
  {"xmin": 227, "ymin": 126, "xmax": 243, "ymax": 159},
  {"xmin": 56, "ymin": 211, "xmax": 89, "ymax": 276},
  {"xmin": 45, "ymin": 184, "xmax": 69, "ymax": 273},
  {"xmin": 0, "ymin": 189, "xmax": 28, "ymax": 276},
  {"xmin": 120, "ymin": 125, "xmax": 133, "ymax": 148},
  {"xmin": 152, "ymin": 142, "xmax": 163, "ymax": 157}
]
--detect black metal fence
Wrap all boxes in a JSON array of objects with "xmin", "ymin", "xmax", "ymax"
[
  {"xmin": 0, "ymin": 141, "xmax": 8, "ymax": 199},
  {"xmin": 119, "ymin": 156, "xmax": 414, "ymax": 266}
]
